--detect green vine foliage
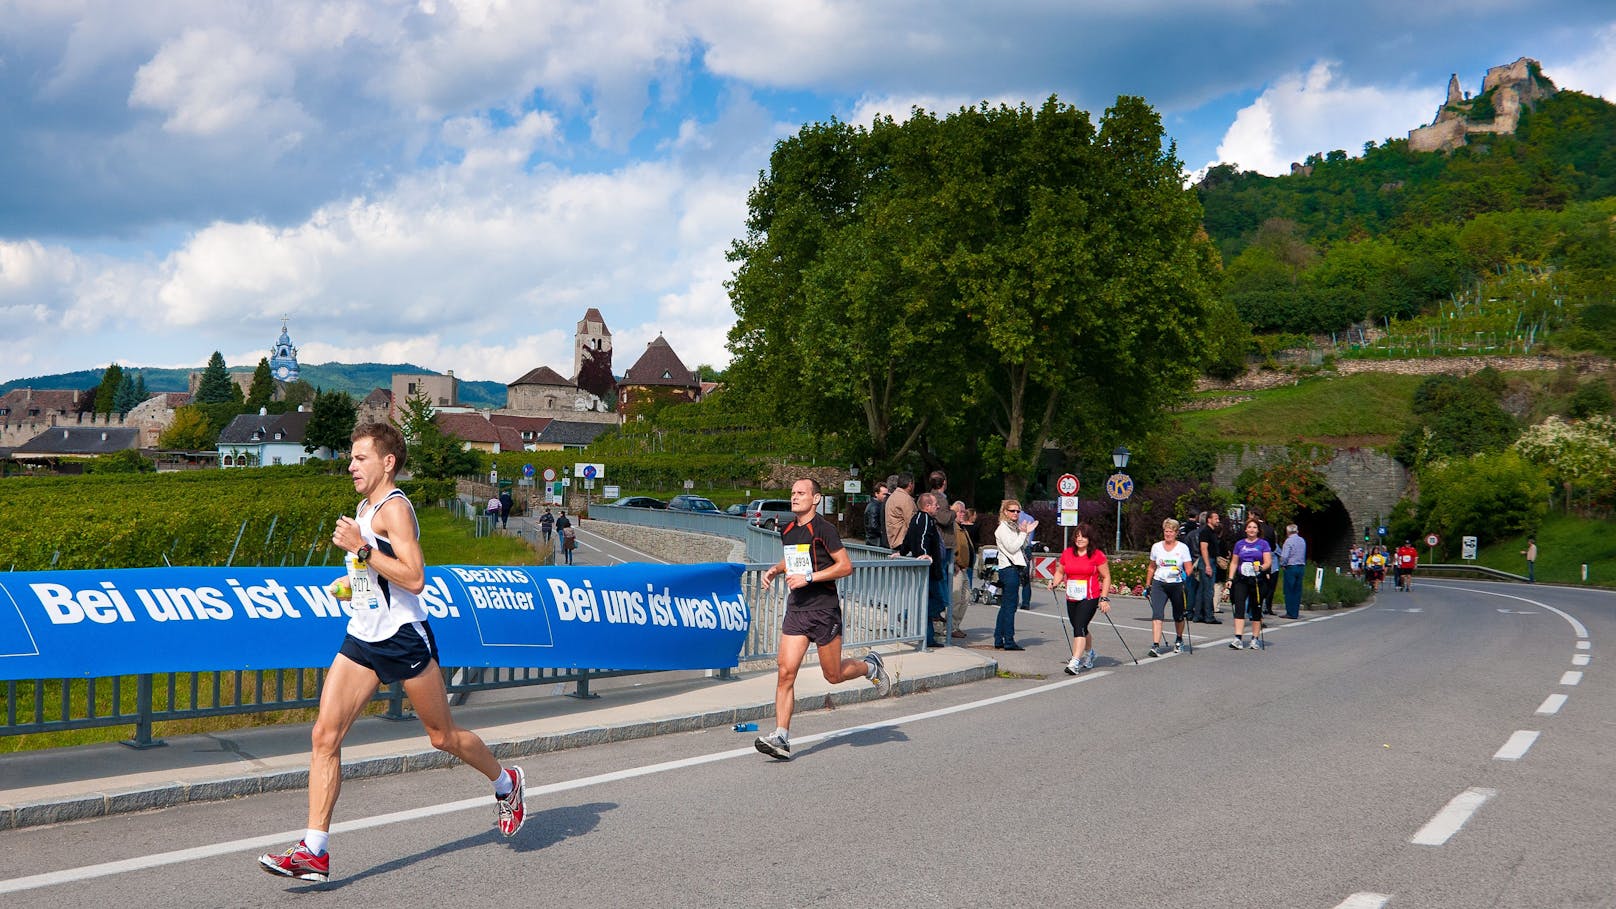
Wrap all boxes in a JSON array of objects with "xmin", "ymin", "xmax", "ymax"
[{"xmin": 1235, "ymin": 457, "xmax": 1335, "ymax": 527}]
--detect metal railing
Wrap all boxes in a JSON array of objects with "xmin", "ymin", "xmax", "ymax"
[
  {"xmin": 587, "ymin": 503, "xmax": 750, "ymax": 538},
  {"xmin": 4, "ymin": 516, "xmax": 928, "ymax": 748}
]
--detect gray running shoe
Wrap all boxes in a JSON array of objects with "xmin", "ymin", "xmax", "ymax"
[
  {"xmin": 1083, "ymin": 649, "xmax": 1096, "ymax": 670},
  {"xmin": 1064, "ymin": 658, "xmax": 1083, "ymax": 675},
  {"xmin": 865, "ymin": 651, "xmax": 893, "ymax": 697},
  {"xmin": 1147, "ymin": 644, "xmax": 1164, "ymax": 658},
  {"xmin": 1229, "ymin": 638, "xmax": 1245, "ymax": 650},
  {"xmin": 1173, "ymin": 640, "xmax": 1184, "ymax": 654},
  {"xmin": 1250, "ymin": 637, "xmax": 1263, "ymax": 651},
  {"xmin": 754, "ymin": 731, "xmax": 791, "ymax": 760}
]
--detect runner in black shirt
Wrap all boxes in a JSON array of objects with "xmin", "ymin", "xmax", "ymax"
[{"xmin": 755, "ymin": 478, "xmax": 894, "ymax": 760}]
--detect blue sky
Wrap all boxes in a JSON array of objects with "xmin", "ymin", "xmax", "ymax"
[{"xmin": 3, "ymin": 1, "xmax": 1615, "ymax": 386}]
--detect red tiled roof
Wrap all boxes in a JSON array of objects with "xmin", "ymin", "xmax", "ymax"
[
  {"xmin": 578, "ymin": 308, "xmax": 611, "ymax": 336},
  {"xmin": 489, "ymin": 414, "xmax": 554, "ymax": 433},
  {"xmin": 433, "ymin": 412, "xmax": 501, "ymax": 443},
  {"xmin": 0, "ymin": 388, "xmax": 87, "ymax": 416},
  {"xmin": 495, "ymin": 425, "xmax": 525, "ymax": 451},
  {"xmin": 508, "ymin": 366, "xmax": 574, "ymax": 387}
]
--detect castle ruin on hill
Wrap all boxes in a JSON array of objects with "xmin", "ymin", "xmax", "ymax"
[{"xmin": 1407, "ymin": 57, "xmax": 1556, "ymax": 153}]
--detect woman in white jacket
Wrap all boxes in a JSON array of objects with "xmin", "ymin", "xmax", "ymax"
[{"xmin": 993, "ymin": 500, "xmax": 1035, "ymax": 650}]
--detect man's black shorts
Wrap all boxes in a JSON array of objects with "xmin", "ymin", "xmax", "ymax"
[
  {"xmin": 782, "ymin": 606, "xmax": 844, "ymax": 646},
  {"xmin": 339, "ymin": 621, "xmax": 438, "ymax": 684}
]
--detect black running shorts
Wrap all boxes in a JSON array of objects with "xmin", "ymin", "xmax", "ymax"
[
  {"xmin": 1148, "ymin": 581, "xmax": 1187, "ymax": 622},
  {"xmin": 339, "ymin": 621, "xmax": 438, "ymax": 684},
  {"xmin": 1066, "ymin": 597, "xmax": 1100, "ymax": 637},
  {"xmin": 782, "ymin": 606, "xmax": 843, "ymax": 646}
]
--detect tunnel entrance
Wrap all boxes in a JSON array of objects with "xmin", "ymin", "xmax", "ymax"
[{"xmin": 1296, "ymin": 495, "xmax": 1354, "ymax": 569}]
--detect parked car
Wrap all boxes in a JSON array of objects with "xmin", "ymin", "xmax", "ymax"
[
  {"xmin": 667, "ymin": 494, "xmax": 720, "ymax": 513},
  {"xmin": 746, "ymin": 498, "xmax": 793, "ymax": 529},
  {"xmin": 723, "ymin": 503, "xmax": 748, "ymax": 516},
  {"xmin": 611, "ymin": 496, "xmax": 667, "ymax": 509}
]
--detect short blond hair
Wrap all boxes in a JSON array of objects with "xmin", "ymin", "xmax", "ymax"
[{"xmin": 1162, "ymin": 518, "xmax": 1180, "ymax": 532}]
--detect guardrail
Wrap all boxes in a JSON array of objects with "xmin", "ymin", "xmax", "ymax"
[
  {"xmin": 1414, "ymin": 563, "xmax": 1530, "ymax": 583},
  {"xmin": 588, "ymin": 503, "xmax": 750, "ymax": 538}
]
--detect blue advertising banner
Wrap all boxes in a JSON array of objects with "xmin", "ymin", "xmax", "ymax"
[{"xmin": 0, "ymin": 563, "xmax": 750, "ymax": 680}]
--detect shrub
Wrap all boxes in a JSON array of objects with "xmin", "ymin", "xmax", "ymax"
[{"xmin": 1301, "ymin": 563, "xmax": 1372, "ymax": 608}]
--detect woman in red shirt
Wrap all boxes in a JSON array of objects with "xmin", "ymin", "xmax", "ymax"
[{"xmin": 1048, "ymin": 523, "xmax": 1112, "ymax": 675}]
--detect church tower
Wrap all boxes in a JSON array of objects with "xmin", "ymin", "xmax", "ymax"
[
  {"xmin": 573, "ymin": 308, "xmax": 612, "ymax": 380},
  {"xmin": 270, "ymin": 316, "xmax": 300, "ymax": 383}
]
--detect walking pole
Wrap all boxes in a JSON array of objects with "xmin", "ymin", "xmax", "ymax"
[
  {"xmin": 1049, "ymin": 586, "xmax": 1072, "ymax": 657},
  {"xmin": 1102, "ymin": 607, "xmax": 1139, "ymax": 665}
]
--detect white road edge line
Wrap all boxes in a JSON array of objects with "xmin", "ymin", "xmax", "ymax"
[
  {"xmin": 1560, "ymin": 670, "xmax": 1583, "ymax": 686},
  {"xmin": 1536, "ymin": 693, "xmax": 1568, "ymax": 715},
  {"xmin": 1335, "ymin": 893, "xmax": 1390, "ymax": 909},
  {"xmin": 0, "ymin": 669, "xmax": 1116, "ymax": 895},
  {"xmin": 1571, "ymin": 654, "xmax": 1589, "ymax": 666},
  {"xmin": 1424, "ymin": 584, "xmax": 1588, "ymax": 639},
  {"xmin": 1410, "ymin": 787, "xmax": 1497, "ymax": 846},
  {"xmin": 1493, "ymin": 730, "xmax": 1540, "ymax": 761}
]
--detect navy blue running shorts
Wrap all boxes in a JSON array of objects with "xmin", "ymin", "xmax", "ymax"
[
  {"xmin": 782, "ymin": 607, "xmax": 843, "ymax": 646},
  {"xmin": 339, "ymin": 621, "xmax": 438, "ymax": 684},
  {"xmin": 1148, "ymin": 581, "xmax": 1187, "ymax": 622}
]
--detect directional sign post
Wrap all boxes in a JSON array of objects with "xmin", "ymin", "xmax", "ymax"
[
  {"xmin": 1461, "ymin": 535, "xmax": 1478, "ymax": 561},
  {"xmin": 1106, "ymin": 473, "xmax": 1133, "ymax": 553}
]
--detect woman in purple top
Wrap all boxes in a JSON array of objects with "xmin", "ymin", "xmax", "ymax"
[{"xmin": 1226, "ymin": 518, "xmax": 1273, "ymax": 650}]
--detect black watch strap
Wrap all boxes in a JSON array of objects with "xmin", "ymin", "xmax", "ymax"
[{"xmin": 356, "ymin": 544, "xmax": 373, "ymax": 561}]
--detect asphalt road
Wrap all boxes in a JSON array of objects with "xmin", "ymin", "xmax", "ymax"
[{"xmin": 2, "ymin": 580, "xmax": 1607, "ymax": 908}]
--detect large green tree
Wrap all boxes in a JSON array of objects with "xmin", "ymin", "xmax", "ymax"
[
  {"xmin": 195, "ymin": 351, "xmax": 237, "ymax": 404},
  {"xmin": 94, "ymin": 363, "xmax": 124, "ymax": 415},
  {"xmin": 247, "ymin": 358, "xmax": 276, "ymax": 412},
  {"xmin": 726, "ymin": 96, "xmax": 1220, "ymax": 496},
  {"xmin": 395, "ymin": 390, "xmax": 477, "ymax": 479},
  {"xmin": 304, "ymin": 389, "xmax": 358, "ymax": 456}
]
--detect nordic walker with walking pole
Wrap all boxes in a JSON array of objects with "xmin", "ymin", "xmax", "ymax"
[
  {"xmin": 1227, "ymin": 518, "xmax": 1273, "ymax": 651},
  {"xmin": 1048, "ymin": 523, "xmax": 1114, "ymax": 674},
  {"xmin": 1145, "ymin": 517, "xmax": 1194, "ymax": 656}
]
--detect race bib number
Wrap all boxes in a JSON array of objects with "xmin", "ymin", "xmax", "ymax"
[
  {"xmin": 1066, "ymin": 579, "xmax": 1089, "ymax": 600},
  {"xmin": 1240, "ymin": 560, "xmax": 1258, "ymax": 578},
  {"xmin": 345, "ymin": 552, "xmax": 380, "ymax": 610},
  {"xmin": 784, "ymin": 544, "xmax": 813, "ymax": 578},
  {"xmin": 1158, "ymin": 558, "xmax": 1182, "ymax": 583}
]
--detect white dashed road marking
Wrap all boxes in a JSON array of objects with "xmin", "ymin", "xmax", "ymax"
[
  {"xmin": 1493, "ymin": 730, "xmax": 1540, "ymax": 761},
  {"xmin": 1536, "ymin": 694, "xmax": 1568, "ymax": 715},
  {"xmin": 1411, "ymin": 787, "xmax": 1496, "ymax": 846},
  {"xmin": 1335, "ymin": 894, "xmax": 1390, "ymax": 909},
  {"xmin": 1560, "ymin": 670, "xmax": 1583, "ymax": 686}
]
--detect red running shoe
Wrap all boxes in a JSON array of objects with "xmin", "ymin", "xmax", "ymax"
[
  {"xmin": 496, "ymin": 766, "xmax": 526, "ymax": 837},
  {"xmin": 258, "ymin": 841, "xmax": 329, "ymax": 882}
]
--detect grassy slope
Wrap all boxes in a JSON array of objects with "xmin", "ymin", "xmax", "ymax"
[
  {"xmin": 1474, "ymin": 513, "xmax": 1616, "ymax": 588},
  {"xmin": 1173, "ymin": 372, "xmax": 1428, "ymax": 446}
]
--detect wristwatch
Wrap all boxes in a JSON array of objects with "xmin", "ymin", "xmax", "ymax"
[
  {"xmin": 356, "ymin": 544, "xmax": 373, "ymax": 562},
  {"xmin": 805, "ymin": 569, "xmax": 814, "ymax": 583}
]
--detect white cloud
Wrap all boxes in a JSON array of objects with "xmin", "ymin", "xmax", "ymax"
[
  {"xmin": 129, "ymin": 27, "xmax": 311, "ymax": 141},
  {"xmin": 1205, "ymin": 61, "xmax": 1435, "ymax": 176},
  {"xmin": 1546, "ymin": 24, "xmax": 1616, "ymax": 102}
]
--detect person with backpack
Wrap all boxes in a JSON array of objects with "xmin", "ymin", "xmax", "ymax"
[{"xmin": 555, "ymin": 510, "xmax": 575, "ymax": 565}]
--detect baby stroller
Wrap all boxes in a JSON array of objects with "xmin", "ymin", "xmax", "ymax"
[{"xmin": 972, "ymin": 547, "xmax": 1002, "ymax": 605}]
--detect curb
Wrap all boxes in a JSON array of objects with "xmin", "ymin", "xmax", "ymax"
[{"xmin": 0, "ymin": 661, "xmax": 997, "ymax": 831}]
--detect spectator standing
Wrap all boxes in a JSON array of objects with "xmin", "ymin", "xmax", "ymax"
[
  {"xmin": 864, "ymin": 483, "xmax": 889, "ymax": 548},
  {"xmin": 1182, "ymin": 512, "xmax": 1204, "ymax": 622},
  {"xmin": 1195, "ymin": 511, "xmax": 1225, "ymax": 624},
  {"xmin": 555, "ymin": 510, "xmax": 574, "ymax": 566},
  {"xmin": 1049, "ymin": 523, "xmax": 1112, "ymax": 674},
  {"xmin": 927, "ymin": 471, "xmax": 957, "ymax": 638},
  {"xmin": 1226, "ymin": 518, "xmax": 1273, "ymax": 650},
  {"xmin": 539, "ymin": 509, "xmax": 554, "ymax": 543},
  {"xmin": 883, "ymin": 473, "xmax": 917, "ymax": 557},
  {"xmin": 951, "ymin": 502, "xmax": 976, "ymax": 639},
  {"xmin": 1279, "ymin": 524, "xmax": 1308, "ymax": 619},
  {"xmin": 498, "ymin": 489, "xmax": 514, "ymax": 529},
  {"xmin": 1521, "ymin": 538, "xmax": 1537, "ymax": 583},
  {"xmin": 992, "ymin": 500, "xmax": 1034, "ymax": 650},
  {"xmin": 898, "ymin": 492, "xmax": 947, "ymax": 648}
]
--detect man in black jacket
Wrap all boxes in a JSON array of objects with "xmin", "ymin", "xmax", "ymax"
[{"xmin": 899, "ymin": 492, "xmax": 946, "ymax": 647}]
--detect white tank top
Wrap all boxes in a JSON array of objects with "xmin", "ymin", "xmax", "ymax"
[{"xmin": 344, "ymin": 489, "xmax": 428, "ymax": 642}]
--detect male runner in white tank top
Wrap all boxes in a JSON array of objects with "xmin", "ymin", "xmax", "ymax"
[{"xmin": 260, "ymin": 423, "xmax": 525, "ymax": 883}]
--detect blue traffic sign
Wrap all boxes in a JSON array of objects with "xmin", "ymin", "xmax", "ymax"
[
  {"xmin": 582, "ymin": 465, "xmax": 598, "ymax": 480},
  {"xmin": 522, "ymin": 463, "xmax": 535, "ymax": 478}
]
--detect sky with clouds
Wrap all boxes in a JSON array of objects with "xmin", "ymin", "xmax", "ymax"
[{"xmin": 3, "ymin": 1, "xmax": 1615, "ymax": 387}]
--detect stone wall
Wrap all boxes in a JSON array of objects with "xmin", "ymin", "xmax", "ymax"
[
  {"xmin": 1194, "ymin": 354, "xmax": 1606, "ymax": 395},
  {"xmin": 1214, "ymin": 444, "xmax": 1409, "ymax": 566}
]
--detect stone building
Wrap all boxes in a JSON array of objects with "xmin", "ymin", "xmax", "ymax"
[
  {"xmin": 1408, "ymin": 57, "xmax": 1555, "ymax": 153},
  {"xmin": 617, "ymin": 334, "xmax": 702, "ymax": 414}
]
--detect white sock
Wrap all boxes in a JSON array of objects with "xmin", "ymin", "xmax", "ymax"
[
  {"xmin": 303, "ymin": 829, "xmax": 328, "ymax": 855},
  {"xmin": 773, "ymin": 727, "xmax": 789, "ymax": 743},
  {"xmin": 493, "ymin": 767, "xmax": 514, "ymax": 798}
]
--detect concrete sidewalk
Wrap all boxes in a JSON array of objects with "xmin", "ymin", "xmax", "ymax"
[{"xmin": 0, "ymin": 644, "xmax": 995, "ymax": 831}]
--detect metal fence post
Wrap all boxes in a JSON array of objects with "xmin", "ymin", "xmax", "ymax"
[
  {"xmin": 568, "ymin": 670, "xmax": 598, "ymax": 699},
  {"xmin": 120, "ymin": 673, "xmax": 167, "ymax": 749},
  {"xmin": 382, "ymin": 681, "xmax": 409, "ymax": 719}
]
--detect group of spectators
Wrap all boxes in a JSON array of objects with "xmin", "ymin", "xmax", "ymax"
[{"xmin": 866, "ymin": 470, "xmax": 979, "ymax": 649}]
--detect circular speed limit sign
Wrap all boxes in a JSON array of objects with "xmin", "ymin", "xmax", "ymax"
[
  {"xmin": 1425, "ymin": 533, "xmax": 1440, "ymax": 547},
  {"xmin": 1057, "ymin": 473, "xmax": 1080, "ymax": 496}
]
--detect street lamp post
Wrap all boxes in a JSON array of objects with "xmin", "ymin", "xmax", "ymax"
[{"xmin": 1112, "ymin": 446, "xmax": 1130, "ymax": 553}]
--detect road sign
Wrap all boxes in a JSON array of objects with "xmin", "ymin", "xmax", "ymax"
[
  {"xmin": 542, "ymin": 467, "xmax": 556, "ymax": 482},
  {"xmin": 1058, "ymin": 509, "xmax": 1078, "ymax": 527},
  {"xmin": 1058, "ymin": 495, "xmax": 1079, "ymax": 511},
  {"xmin": 1425, "ymin": 533, "xmax": 1440, "ymax": 547},
  {"xmin": 1378, "ymin": 525, "xmax": 1388, "ymax": 537},
  {"xmin": 575, "ymin": 462, "xmax": 603, "ymax": 480},
  {"xmin": 603, "ymin": 485, "xmax": 620, "ymax": 499},
  {"xmin": 843, "ymin": 480, "xmax": 862, "ymax": 494},
  {"xmin": 1462, "ymin": 536, "xmax": 1478, "ymax": 560},
  {"xmin": 1105, "ymin": 473, "xmax": 1133, "ymax": 501},
  {"xmin": 683, "ymin": 479, "xmax": 694, "ymax": 489},
  {"xmin": 1031, "ymin": 554, "xmax": 1059, "ymax": 581},
  {"xmin": 1057, "ymin": 474, "xmax": 1080, "ymax": 496}
]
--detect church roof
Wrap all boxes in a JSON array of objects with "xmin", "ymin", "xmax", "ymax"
[
  {"xmin": 577, "ymin": 307, "xmax": 611, "ymax": 336},
  {"xmin": 621, "ymin": 335, "xmax": 698, "ymax": 388},
  {"xmin": 508, "ymin": 366, "xmax": 575, "ymax": 388}
]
